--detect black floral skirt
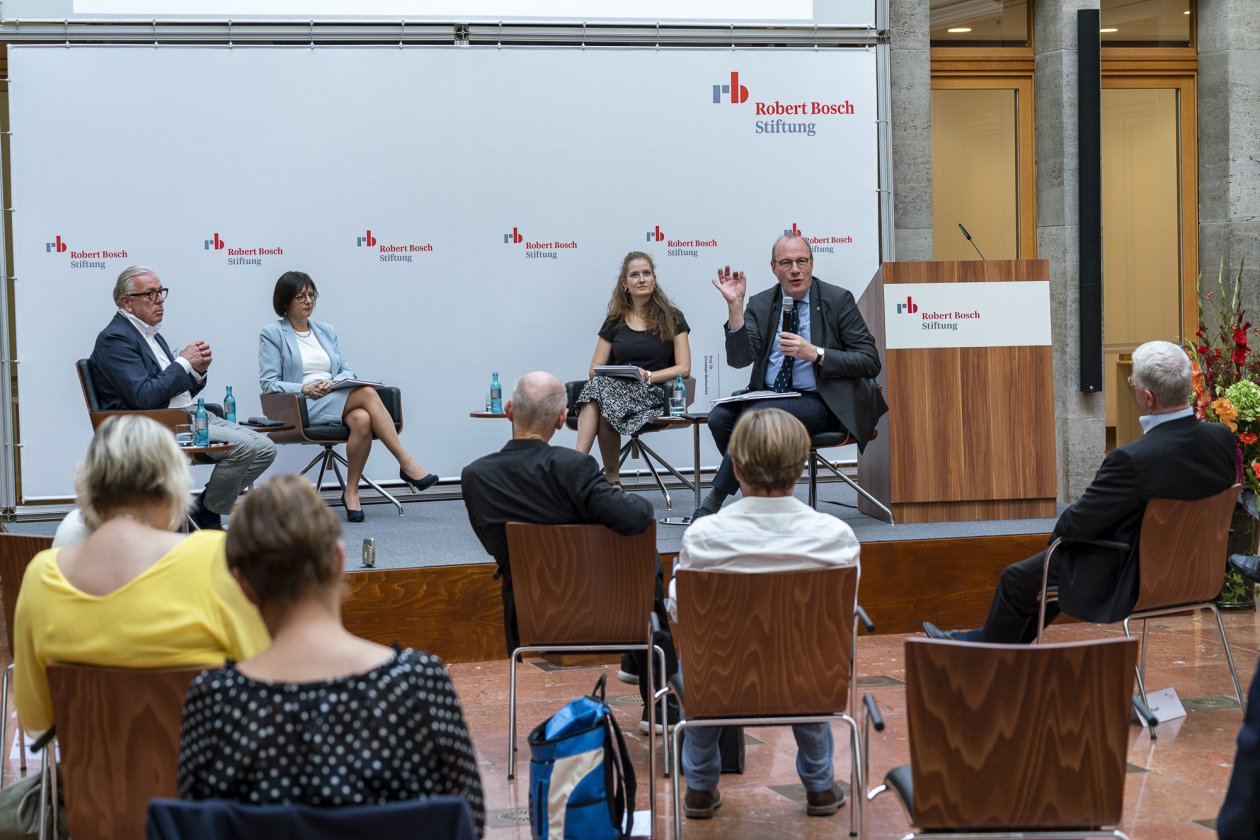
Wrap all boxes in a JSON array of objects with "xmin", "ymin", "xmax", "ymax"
[{"xmin": 576, "ymin": 375, "xmax": 667, "ymax": 436}]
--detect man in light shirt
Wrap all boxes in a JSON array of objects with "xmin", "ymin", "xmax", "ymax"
[
  {"xmin": 88, "ymin": 265, "xmax": 275, "ymax": 529},
  {"xmin": 673, "ymin": 407, "xmax": 859, "ymax": 821}
]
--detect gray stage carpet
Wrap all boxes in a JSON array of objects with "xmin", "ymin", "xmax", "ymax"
[{"xmin": 7, "ymin": 477, "xmax": 1061, "ymax": 571}]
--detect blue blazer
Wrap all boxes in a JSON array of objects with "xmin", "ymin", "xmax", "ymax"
[
  {"xmin": 258, "ymin": 319, "xmax": 355, "ymax": 394},
  {"xmin": 89, "ymin": 311, "xmax": 205, "ymax": 410}
]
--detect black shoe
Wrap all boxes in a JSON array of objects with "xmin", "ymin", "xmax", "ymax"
[
  {"xmin": 922, "ymin": 621, "xmax": 981, "ymax": 642},
  {"xmin": 617, "ymin": 653, "xmax": 639, "ymax": 685},
  {"xmin": 400, "ymin": 470, "xmax": 440, "ymax": 493},
  {"xmin": 189, "ymin": 499, "xmax": 222, "ymax": 531},
  {"xmin": 683, "ymin": 787, "xmax": 722, "ymax": 819},
  {"xmin": 340, "ymin": 493, "xmax": 365, "ymax": 523},
  {"xmin": 690, "ymin": 504, "xmax": 718, "ymax": 522}
]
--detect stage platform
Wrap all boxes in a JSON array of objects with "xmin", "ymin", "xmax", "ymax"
[{"xmin": 6, "ymin": 477, "xmax": 1060, "ymax": 663}]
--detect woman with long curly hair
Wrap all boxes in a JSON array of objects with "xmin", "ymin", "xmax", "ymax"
[{"xmin": 574, "ymin": 251, "xmax": 690, "ymax": 487}]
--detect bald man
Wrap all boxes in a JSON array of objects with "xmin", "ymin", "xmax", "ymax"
[{"xmin": 461, "ymin": 372, "xmax": 677, "ymax": 729}]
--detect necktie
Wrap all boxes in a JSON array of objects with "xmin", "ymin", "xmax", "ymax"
[{"xmin": 772, "ymin": 302, "xmax": 797, "ymax": 393}]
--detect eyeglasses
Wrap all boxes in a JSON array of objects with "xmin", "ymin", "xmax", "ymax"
[
  {"xmin": 126, "ymin": 287, "xmax": 169, "ymax": 303},
  {"xmin": 293, "ymin": 292, "xmax": 319, "ymax": 303},
  {"xmin": 775, "ymin": 258, "xmax": 813, "ymax": 270}
]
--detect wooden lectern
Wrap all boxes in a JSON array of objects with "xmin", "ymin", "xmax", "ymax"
[{"xmin": 856, "ymin": 260, "xmax": 1057, "ymax": 524}]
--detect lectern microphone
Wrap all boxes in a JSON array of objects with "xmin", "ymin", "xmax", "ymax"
[{"xmin": 958, "ymin": 223, "xmax": 987, "ymax": 261}]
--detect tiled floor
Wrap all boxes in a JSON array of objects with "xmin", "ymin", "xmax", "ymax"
[
  {"xmin": 4, "ymin": 610, "xmax": 1253, "ymax": 837},
  {"xmin": 450, "ymin": 610, "xmax": 1260, "ymax": 838}
]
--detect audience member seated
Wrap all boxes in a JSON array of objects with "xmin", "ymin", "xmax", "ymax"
[
  {"xmin": 13, "ymin": 415, "xmax": 269, "ymax": 735},
  {"xmin": 89, "ymin": 264, "xmax": 276, "ymax": 530},
  {"xmin": 462, "ymin": 371, "xmax": 679, "ymax": 732},
  {"xmin": 924, "ymin": 340, "xmax": 1237, "ymax": 643},
  {"xmin": 176, "ymin": 475, "xmax": 485, "ymax": 836},
  {"xmin": 259, "ymin": 270, "xmax": 438, "ymax": 522},
  {"xmin": 671, "ymin": 408, "xmax": 859, "ymax": 820},
  {"xmin": 1219, "ymin": 661, "xmax": 1260, "ymax": 839},
  {"xmin": 573, "ymin": 251, "xmax": 691, "ymax": 488}
]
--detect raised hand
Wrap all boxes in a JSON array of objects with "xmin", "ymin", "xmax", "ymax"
[{"xmin": 712, "ymin": 265, "xmax": 746, "ymax": 305}]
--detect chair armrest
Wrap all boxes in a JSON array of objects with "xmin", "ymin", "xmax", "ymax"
[
  {"xmin": 1051, "ymin": 535, "xmax": 1131, "ymax": 553},
  {"xmin": 1132, "ymin": 693, "xmax": 1158, "ymax": 728},
  {"xmin": 863, "ymin": 693, "xmax": 884, "ymax": 732},
  {"xmin": 373, "ymin": 386, "xmax": 403, "ymax": 431},
  {"xmin": 883, "ymin": 765, "xmax": 914, "ymax": 819},
  {"xmin": 564, "ymin": 380, "xmax": 586, "ymax": 431},
  {"xmin": 856, "ymin": 605, "xmax": 875, "ymax": 634},
  {"xmin": 204, "ymin": 403, "xmax": 225, "ymax": 419},
  {"xmin": 668, "ymin": 671, "xmax": 685, "ymax": 708},
  {"xmin": 259, "ymin": 393, "xmax": 308, "ymax": 444}
]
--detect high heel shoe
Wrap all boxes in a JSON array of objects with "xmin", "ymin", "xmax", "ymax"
[
  {"xmin": 340, "ymin": 492, "xmax": 365, "ymax": 523},
  {"xmin": 399, "ymin": 470, "xmax": 440, "ymax": 494}
]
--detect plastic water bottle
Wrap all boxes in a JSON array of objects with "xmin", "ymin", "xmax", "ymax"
[
  {"xmin": 194, "ymin": 398, "xmax": 210, "ymax": 446},
  {"xmin": 490, "ymin": 372, "xmax": 503, "ymax": 414},
  {"xmin": 223, "ymin": 385, "xmax": 236, "ymax": 424},
  {"xmin": 669, "ymin": 374, "xmax": 686, "ymax": 416}
]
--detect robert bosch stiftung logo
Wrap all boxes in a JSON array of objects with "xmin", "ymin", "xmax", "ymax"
[
  {"xmin": 895, "ymin": 295, "xmax": 981, "ymax": 333},
  {"xmin": 45, "ymin": 234, "xmax": 128, "ymax": 271},
  {"xmin": 712, "ymin": 71, "xmax": 748, "ymax": 104},
  {"xmin": 203, "ymin": 231, "xmax": 283, "ymax": 267},
  {"xmin": 502, "ymin": 226, "xmax": 578, "ymax": 261},
  {"xmin": 781, "ymin": 223, "xmax": 853, "ymax": 255},
  {"xmin": 645, "ymin": 225, "xmax": 718, "ymax": 259},
  {"xmin": 711, "ymin": 72, "xmax": 856, "ymax": 137},
  {"xmin": 355, "ymin": 228, "xmax": 433, "ymax": 264}
]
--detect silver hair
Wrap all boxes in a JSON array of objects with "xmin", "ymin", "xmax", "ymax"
[
  {"xmin": 112, "ymin": 265, "xmax": 157, "ymax": 305},
  {"xmin": 1131, "ymin": 340, "xmax": 1191, "ymax": 409},
  {"xmin": 511, "ymin": 372, "xmax": 567, "ymax": 433}
]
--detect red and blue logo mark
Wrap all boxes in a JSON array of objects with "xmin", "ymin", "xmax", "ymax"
[
  {"xmin": 783, "ymin": 222, "xmax": 801, "ymax": 238},
  {"xmin": 712, "ymin": 71, "xmax": 749, "ymax": 104},
  {"xmin": 204, "ymin": 232, "xmax": 226, "ymax": 251},
  {"xmin": 357, "ymin": 230, "xmax": 377, "ymax": 247},
  {"xmin": 45, "ymin": 235, "xmax": 67, "ymax": 253},
  {"xmin": 646, "ymin": 225, "xmax": 664, "ymax": 242},
  {"xmin": 503, "ymin": 227, "xmax": 523, "ymax": 244},
  {"xmin": 896, "ymin": 296, "xmax": 918, "ymax": 315}
]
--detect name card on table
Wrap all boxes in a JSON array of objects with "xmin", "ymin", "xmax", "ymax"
[{"xmin": 884, "ymin": 281, "xmax": 1051, "ymax": 350}]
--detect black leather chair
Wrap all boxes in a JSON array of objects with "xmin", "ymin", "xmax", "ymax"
[
  {"xmin": 564, "ymin": 378, "xmax": 697, "ymax": 509},
  {"xmin": 260, "ymin": 388, "xmax": 406, "ymax": 516}
]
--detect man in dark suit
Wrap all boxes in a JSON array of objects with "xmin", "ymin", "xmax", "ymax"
[
  {"xmin": 1219, "ymin": 662, "xmax": 1260, "ymax": 839},
  {"xmin": 89, "ymin": 265, "xmax": 276, "ymax": 529},
  {"xmin": 925, "ymin": 340, "xmax": 1237, "ymax": 643},
  {"xmin": 462, "ymin": 371, "xmax": 677, "ymax": 729},
  {"xmin": 694, "ymin": 233, "xmax": 887, "ymax": 517}
]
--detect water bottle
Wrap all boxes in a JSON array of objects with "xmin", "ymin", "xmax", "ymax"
[
  {"xmin": 223, "ymin": 385, "xmax": 236, "ymax": 424},
  {"xmin": 669, "ymin": 374, "xmax": 686, "ymax": 416},
  {"xmin": 490, "ymin": 372, "xmax": 503, "ymax": 414},
  {"xmin": 194, "ymin": 398, "xmax": 210, "ymax": 446}
]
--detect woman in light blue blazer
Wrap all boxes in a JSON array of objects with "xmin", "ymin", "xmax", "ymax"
[{"xmin": 260, "ymin": 271, "xmax": 438, "ymax": 522}]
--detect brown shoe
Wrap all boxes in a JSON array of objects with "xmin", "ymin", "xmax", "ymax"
[
  {"xmin": 683, "ymin": 787, "xmax": 722, "ymax": 819},
  {"xmin": 805, "ymin": 784, "xmax": 845, "ymax": 816}
]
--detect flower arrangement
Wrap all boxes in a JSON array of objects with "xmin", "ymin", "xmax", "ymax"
[{"xmin": 1187, "ymin": 259, "xmax": 1258, "ymax": 607}]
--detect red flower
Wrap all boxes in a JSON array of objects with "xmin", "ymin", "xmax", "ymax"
[
  {"xmin": 1251, "ymin": 461, "xmax": 1260, "ymax": 480},
  {"xmin": 1242, "ymin": 432, "xmax": 1258, "ymax": 445}
]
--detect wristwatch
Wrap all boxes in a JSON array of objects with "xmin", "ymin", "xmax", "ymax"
[{"xmin": 815, "ymin": 347, "xmax": 825, "ymax": 365}]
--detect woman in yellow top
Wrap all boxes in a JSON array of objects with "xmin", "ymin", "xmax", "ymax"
[{"xmin": 13, "ymin": 415, "xmax": 269, "ymax": 734}]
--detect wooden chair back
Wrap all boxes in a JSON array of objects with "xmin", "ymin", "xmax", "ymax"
[
  {"xmin": 77, "ymin": 357, "xmax": 191, "ymax": 432},
  {"xmin": 903, "ymin": 636, "xmax": 1137, "ymax": 830},
  {"xmin": 1133, "ymin": 484, "xmax": 1241, "ymax": 612},
  {"xmin": 0, "ymin": 533, "xmax": 53, "ymax": 660},
  {"xmin": 46, "ymin": 664, "xmax": 204, "ymax": 840},
  {"xmin": 506, "ymin": 522, "xmax": 656, "ymax": 647},
  {"xmin": 673, "ymin": 565, "xmax": 857, "ymax": 718}
]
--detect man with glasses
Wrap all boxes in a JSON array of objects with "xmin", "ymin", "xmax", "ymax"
[
  {"xmin": 694, "ymin": 233, "xmax": 886, "ymax": 518},
  {"xmin": 89, "ymin": 265, "xmax": 276, "ymax": 529}
]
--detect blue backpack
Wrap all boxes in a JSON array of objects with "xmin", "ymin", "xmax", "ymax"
[{"xmin": 528, "ymin": 675, "xmax": 636, "ymax": 839}]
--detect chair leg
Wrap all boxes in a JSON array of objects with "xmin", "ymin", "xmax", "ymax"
[
  {"xmin": 808, "ymin": 450, "xmax": 819, "ymax": 509},
  {"xmin": 813, "ymin": 452, "xmax": 896, "ymax": 525},
  {"xmin": 847, "ymin": 716, "xmax": 861, "ymax": 837},
  {"xmin": 1206, "ymin": 602, "xmax": 1245, "ymax": 710},
  {"xmin": 636, "ymin": 441, "xmax": 672, "ymax": 509},
  {"xmin": 1124, "ymin": 617, "xmax": 1156, "ymax": 739},
  {"xmin": 326, "ymin": 449, "xmax": 404, "ymax": 516},
  {"xmin": 671, "ymin": 720, "xmax": 687, "ymax": 840},
  {"xmin": 508, "ymin": 648, "xmax": 520, "ymax": 780}
]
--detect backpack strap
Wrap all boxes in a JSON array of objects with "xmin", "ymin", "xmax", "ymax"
[{"xmin": 602, "ymin": 707, "xmax": 637, "ymax": 837}]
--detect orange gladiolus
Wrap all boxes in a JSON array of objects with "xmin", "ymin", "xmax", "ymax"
[{"xmin": 1213, "ymin": 397, "xmax": 1240, "ymax": 433}]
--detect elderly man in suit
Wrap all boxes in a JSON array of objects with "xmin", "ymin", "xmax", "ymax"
[
  {"xmin": 461, "ymin": 371, "xmax": 678, "ymax": 732},
  {"xmin": 695, "ymin": 233, "xmax": 887, "ymax": 518},
  {"xmin": 925, "ymin": 340, "xmax": 1237, "ymax": 643},
  {"xmin": 89, "ymin": 265, "xmax": 275, "ymax": 529}
]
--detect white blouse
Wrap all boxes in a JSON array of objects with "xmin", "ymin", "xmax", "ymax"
[{"xmin": 295, "ymin": 330, "xmax": 333, "ymax": 385}]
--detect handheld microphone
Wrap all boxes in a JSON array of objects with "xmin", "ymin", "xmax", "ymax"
[
  {"xmin": 781, "ymin": 296, "xmax": 794, "ymax": 333},
  {"xmin": 958, "ymin": 223, "xmax": 987, "ymax": 260}
]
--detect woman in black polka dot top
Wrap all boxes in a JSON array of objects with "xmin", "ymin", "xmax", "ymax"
[{"xmin": 176, "ymin": 475, "xmax": 485, "ymax": 835}]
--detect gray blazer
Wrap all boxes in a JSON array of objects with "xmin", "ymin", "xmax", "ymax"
[{"xmin": 258, "ymin": 318, "xmax": 355, "ymax": 394}]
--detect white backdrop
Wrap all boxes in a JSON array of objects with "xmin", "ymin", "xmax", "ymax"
[{"xmin": 10, "ymin": 45, "xmax": 879, "ymax": 500}]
